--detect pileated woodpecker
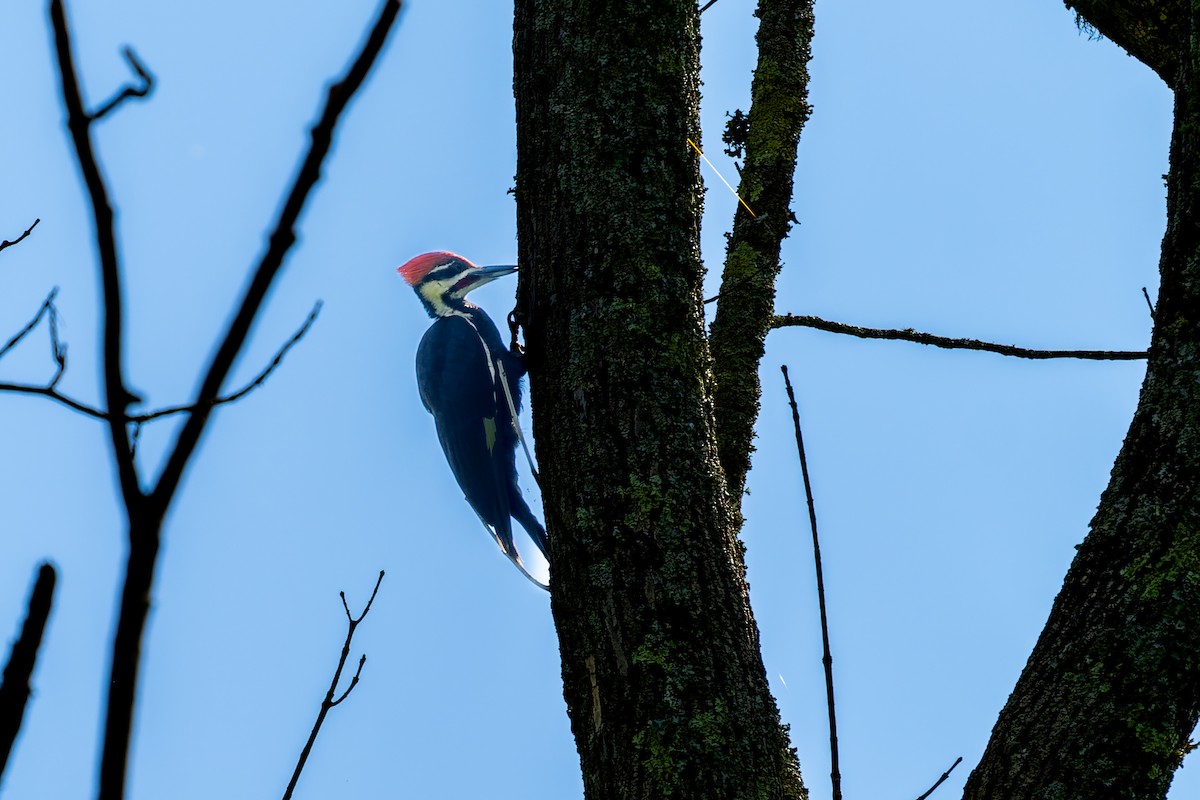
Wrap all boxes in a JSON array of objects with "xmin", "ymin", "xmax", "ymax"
[{"xmin": 397, "ymin": 251, "xmax": 548, "ymax": 589}]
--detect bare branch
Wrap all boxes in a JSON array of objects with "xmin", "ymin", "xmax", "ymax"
[
  {"xmin": 47, "ymin": 3, "xmax": 402, "ymax": 798},
  {"xmin": 914, "ymin": 756, "xmax": 963, "ymax": 800},
  {"xmin": 772, "ymin": 314, "xmax": 1148, "ymax": 360},
  {"xmin": 0, "ymin": 382, "xmax": 107, "ymax": 419},
  {"xmin": 152, "ymin": 0, "xmax": 403, "ymax": 512},
  {"xmin": 1142, "ymin": 286, "xmax": 1155, "ymax": 319},
  {"xmin": 781, "ymin": 365, "xmax": 841, "ymax": 800},
  {"xmin": 0, "ymin": 219, "xmax": 41, "ymax": 255},
  {"xmin": 0, "ymin": 294, "xmax": 317, "ymax": 427},
  {"xmin": 329, "ymin": 655, "xmax": 366, "ymax": 707},
  {"xmin": 89, "ymin": 47, "xmax": 154, "ymax": 122},
  {"xmin": 51, "ymin": 0, "xmax": 141, "ymax": 507},
  {"xmin": 0, "ymin": 563, "xmax": 58, "ymax": 781},
  {"xmin": 0, "ymin": 288, "xmax": 105, "ymax": 417},
  {"xmin": 284, "ymin": 571, "xmax": 385, "ymax": 800},
  {"xmin": 129, "ymin": 301, "xmax": 322, "ymax": 425},
  {"xmin": 0, "ymin": 289, "xmax": 58, "ymax": 364}
]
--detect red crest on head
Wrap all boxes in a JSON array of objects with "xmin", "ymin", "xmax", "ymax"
[{"xmin": 396, "ymin": 251, "xmax": 475, "ymax": 286}]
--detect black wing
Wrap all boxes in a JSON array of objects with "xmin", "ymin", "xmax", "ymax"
[{"xmin": 415, "ymin": 315, "xmax": 517, "ymax": 553}]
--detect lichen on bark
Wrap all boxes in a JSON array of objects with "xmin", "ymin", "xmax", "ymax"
[{"xmin": 513, "ymin": 0, "xmax": 807, "ymax": 797}]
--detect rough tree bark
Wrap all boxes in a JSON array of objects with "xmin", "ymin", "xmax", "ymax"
[
  {"xmin": 1065, "ymin": 0, "xmax": 1184, "ymax": 87},
  {"xmin": 513, "ymin": 1, "xmax": 805, "ymax": 797},
  {"xmin": 964, "ymin": 5, "xmax": 1200, "ymax": 798},
  {"xmin": 709, "ymin": 0, "xmax": 813, "ymax": 511}
]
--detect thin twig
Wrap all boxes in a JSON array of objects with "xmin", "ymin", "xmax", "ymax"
[
  {"xmin": 0, "ymin": 289, "xmax": 58, "ymax": 363},
  {"xmin": 1142, "ymin": 286, "xmax": 1155, "ymax": 320},
  {"xmin": 699, "ymin": 0, "xmax": 720, "ymax": 11},
  {"xmin": 0, "ymin": 382, "xmax": 106, "ymax": 418},
  {"xmin": 0, "ymin": 563, "xmax": 57, "ymax": 781},
  {"xmin": 914, "ymin": 756, "xmax": 963, "ymax": 800},
  {"xmin": 89, "ymin": 47, "xmax": 154, "ymax": 122},
  {"xmin": 284, "ymin": 571, "xmax": 385, "ymax": 800},
  {"xmin": 0, "ymin": 289, "xmax": 104, "ymax": 416},
  {"xmin": 781, "ymin": 365, "xmax": 841, "ymax": 800},
  {"xmin": 0, "ymin": 219, "xmax": 41, "ymax": 255},
  {"xmin": 772, "ymin": 314, "xmax": 1148, "ymax": 360},
  {"xmin": 0, "ymin": 295, "xmax": 319, "ymax": 427},
  {"xmin": 129, "ymin": 301, "xmax": 322, "ymax": 424}
]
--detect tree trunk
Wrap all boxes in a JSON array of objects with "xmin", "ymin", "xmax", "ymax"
[
  {"xmin": 512, "ymin": 2, "xmax": 804, "ymax": 797},
  {"xmin": 709, "ymin": 0, "xmax": 813, "ymax": 510},
  {"xmin": 964, "ymin": 9, "xmax": 1200, "ymax": 798}
]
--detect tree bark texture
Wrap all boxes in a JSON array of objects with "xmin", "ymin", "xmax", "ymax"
[
  {"xmin": 964, "ymin": 9, "xmax": 1200, "ymax": 798},
  {"xmin": 513, "ymin": 2, "xmax": 804, "ymax": 797},
  {"xmin": 1064, "ymin": 0, "xmax": 1184, "ymax": 88},
  {"xmin": 708, "ymin": 0, "xmax": 813, "ymax": 511}
]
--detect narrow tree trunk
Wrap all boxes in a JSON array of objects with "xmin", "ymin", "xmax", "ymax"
[
  {"xmin": 964, "ymin": 11, "xmax": 1200, "ymax": 798},
  {"xmin": 513, "ymin": 2, "xmax": 804, "ymax": 797},
  {"xmin": 98, "ymin": 514, "xmax": 162, "ymax": 800},
  {"xmin": 709, "ymin": 0, "xmax": 814, "ymax": 509}
]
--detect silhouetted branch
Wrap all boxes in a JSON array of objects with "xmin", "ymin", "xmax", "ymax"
[
  {"xmin": 1142, "ymin": 286, "xmax": 1155, "ymax": 319},
  {"xmin": 0, "ymin": 563, "xmax": 58, "ymax": 780},
  {"xmin": 130, "ymin": 301, "xmax": 322, "ymax": 425},
  {"xmin": 89, "ymin": 47, "xmax": 154, "ymax": 122},
  {"xmin": 0, "ymin": 294, "xmax": 320, "ymax": 427},
  {"xmin": 54, "ymin": 3, "xmax": 149, "ymax": 788},
  {"xmin": 51, "ymin": 0, "xmax": 140, "ymax": 506},
  {"xmin": 781, "ymin": 365, "xmax": 841, "ymax": 800},
  {"xmin": 284, "ymin": 570, "xmax": 384, "ymax": 800},
  {"xmin": 48, "ymin": 2, "xmax": 402, "ymax": 798},
  {"xmin": 0, "ymin": 289, "xmax": 59, "ymax": 364},
  {"xmin": 0, "ymin": 288, "xmax": 102, "ymax": 416},
  {"xmin": 914, "ymin": 756, "xmax": 963, "ymax": 800},
  {"xmin": 0, "ymin": 219, "xmax": 40, "ymax": 255},
  {"xmin": 772, "ymin": 314, "xmax": 1148, "ymax": 360},
  {"xmin": 152, "ymin": 0, "xmax": 402, "ymax": 510},
  {"xmin": 0, "ymin": 382, "xmax": 106, "ymax": 418}
]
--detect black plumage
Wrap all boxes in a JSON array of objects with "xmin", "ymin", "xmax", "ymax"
[{"xmin": 399, "ymin": 251, "xmax": 548, "ymax": 588}]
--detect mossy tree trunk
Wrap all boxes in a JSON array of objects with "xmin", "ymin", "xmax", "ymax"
[
  {"xmin": 512, "ymin": 1, "xmax": 808, "ymax": 797},
  {"xmin": 709, "ymin": 0, "xmax": 813, "ymax": 511},
  {"xmin": 964, "ymin": 5, "xmax": 1200, "ymax": 797}
]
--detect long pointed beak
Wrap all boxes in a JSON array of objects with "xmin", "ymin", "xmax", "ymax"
[{"xmin": 462, "ymin": 264, "xmax": 518, "ymax": 292}]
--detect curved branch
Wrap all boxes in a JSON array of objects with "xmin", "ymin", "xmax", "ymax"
[
  {"xmin": 89, "ymin": 47, "xmax": 154, "ymax": 122},
  {"xmin": 0, "ymin": 296, "xmax": 320, "ymax": 426},
  {"xmin": 772, "ymin": 313, "xmax": 1148, "ymax": 360},
  {"xmin": 0, "ymin": 219, "xmax": 40, "ymax": 255},
  {"xmin": 130, "ymin": 301, "xmax": 322, "ymax": 424},
  {"xmin": 914, "ymin": 756, "xmax": 963, "ymax": 800}
]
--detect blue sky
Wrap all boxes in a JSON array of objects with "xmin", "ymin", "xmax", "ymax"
[{"xmin": 0, "ymin": 1, "xmax": 1179, "ymax": 798}]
